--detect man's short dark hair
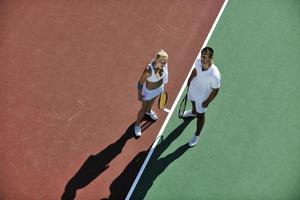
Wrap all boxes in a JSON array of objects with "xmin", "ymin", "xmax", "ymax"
[{"xmin": 201, "ymin": 47, "xmax": 214, "ymax": 58}]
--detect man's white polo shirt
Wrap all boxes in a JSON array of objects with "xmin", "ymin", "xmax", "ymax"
[{"xmin": 187, "ymin": 59, "xmax": 221, "ymax": 113}]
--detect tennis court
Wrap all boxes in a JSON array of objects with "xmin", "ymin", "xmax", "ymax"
[
  {"xmin": 128, "ymin": 0, "xmax": 300, "ymax": 199},
  {"xmin": 1, "ymin": 0, "xmax": 299, "ymax": 199}
]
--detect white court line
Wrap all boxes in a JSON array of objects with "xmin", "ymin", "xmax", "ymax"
[{"xmin": 125, "ymin": 1, "xmax": 230, "ymax": 199}]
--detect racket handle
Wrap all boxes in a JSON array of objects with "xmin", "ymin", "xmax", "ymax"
[{"xmin": 163, "ymin": 108, "xmax": 170, "ymax": 113}]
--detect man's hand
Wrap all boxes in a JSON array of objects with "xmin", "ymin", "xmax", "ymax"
[
  {"xmin": 202, "ymin": 100, "xmax": 209, "ymax": 108},
  {"xmin": 202, "ymin": 88, "xmax": 219, "ymax": 108}
]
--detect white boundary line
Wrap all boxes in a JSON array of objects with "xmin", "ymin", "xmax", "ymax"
[{"xmin": 125, "ymin": 1, "xmax": 229, "ymax": 199}]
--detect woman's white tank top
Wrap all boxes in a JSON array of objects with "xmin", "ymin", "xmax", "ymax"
[{"xmin": 146, "ymin": 63, "xmax": 168, "ymax": 84}]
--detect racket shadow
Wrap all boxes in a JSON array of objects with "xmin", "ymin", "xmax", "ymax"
[
  {"xmin": 61, "ymin": 124, "xmax": 135, "ymax": 200},
  {"xmin": 106, "ymin": 118, "xmax": 193, "ymax": 200}
]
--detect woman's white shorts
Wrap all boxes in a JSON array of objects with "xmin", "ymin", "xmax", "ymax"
[{"xmin": 142, "ymin": 84, "xmax": 164, "ymax": 101}]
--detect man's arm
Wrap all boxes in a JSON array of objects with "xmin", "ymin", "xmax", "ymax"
[
  {"xmin": 202, "ymin": 88, "xmax": 219, "ymax": 108},
  {"xmin": 187, "ymin": 68, "xmax": 197, "ymax": 87}
]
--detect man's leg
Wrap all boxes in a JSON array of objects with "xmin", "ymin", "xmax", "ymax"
[
  {"xmin": 191, "ymin": 101, "xmax": 196, "ymax": 115},
  {"xmin": 188, "ymin": 102, "xmax": 205, "ymax": 147},
  {"xmin": 195, "ymin": 113, "xmax": 205, "ymax": 136},
  {"xmin": 182, "ymin": 101, "xmax": 197, "ymax": 118}
]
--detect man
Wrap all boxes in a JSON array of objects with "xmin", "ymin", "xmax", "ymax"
[{"xmin": 183, "ymin": 47, "xmax": 221, "ymax": 147}]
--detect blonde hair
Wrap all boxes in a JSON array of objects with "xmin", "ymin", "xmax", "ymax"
[
  {"xmin": 150, "ymin": 50, "xmax": 168, "ymax": 64},
  {"xmin": 156, "ymin": 49, "xmax": 168, "ymax": 60}
]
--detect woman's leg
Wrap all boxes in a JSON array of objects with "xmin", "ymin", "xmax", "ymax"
[
  {"xmin": 146, "ymin": 98, "xmax": 156, "ymax": 113},
  {"xmin": 145, "ymin": 97, "xmax": 159, "ymax": 120},
  {"xmin": 135, "ymin": 100, "xmax": 149, "ymax": 125}
]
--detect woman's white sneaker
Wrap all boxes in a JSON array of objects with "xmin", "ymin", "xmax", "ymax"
[
  {"xmin": 188, "ymin": 135, "xmax": 199, "ymax": 147},
  {"xmin": 146, "ymin": 110, "xmax": 158, "ymax": 121},
  {"xmin": 134, "ymin": 124, "xmax": 142, "ymax": 137}
]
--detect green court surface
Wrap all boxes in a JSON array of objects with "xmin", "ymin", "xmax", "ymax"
[{"xmin": 130, "ymin": 0, "xmax": 300, "ymax": 199}]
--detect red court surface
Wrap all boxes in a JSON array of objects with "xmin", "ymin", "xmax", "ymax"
[{"xmin": 0, "ymin": 1, "xmax": 224, "ymax": 199}]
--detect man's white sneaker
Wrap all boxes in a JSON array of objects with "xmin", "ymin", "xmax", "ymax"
[
  {"xmin": 182, "ymin": 110, "xmax": 196, "ymax": 118},
  {"xmin": 134, "ymin": 124, "xmax": 142, "ymax": 137},
  {"xmin": 188, "ymin": 135, "xmax": 199, "ymax": 147},
  {"xmin": 146, "ymin": 110, "xmax": 158, "ymax": 121}
]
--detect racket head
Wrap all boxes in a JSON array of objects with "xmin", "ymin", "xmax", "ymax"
[
  {"xmin": 158, "ymin": 91, "xmax": 168, "ymax": 110},
  {"xmin": 178, "ymin": 94, "xmax": 187, "ymax": 118}
]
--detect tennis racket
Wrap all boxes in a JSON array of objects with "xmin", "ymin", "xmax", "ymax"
[
  {"xmin": 158, "ymin": 91, "xmax": 168, "ymax": 110},
  {"xmin": 178, "ymin": 93, "xmax": 188, "ymax": 118}
]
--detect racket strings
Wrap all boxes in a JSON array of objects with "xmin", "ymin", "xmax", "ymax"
[
  {"xmin": 178, "ymin": 95, "xmax": 187, "ymax": 118},
  {"xmin": 158, "ymin": 91, "xmax": 168, "ymax": 110}
]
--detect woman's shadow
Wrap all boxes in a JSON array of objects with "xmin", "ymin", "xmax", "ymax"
[
  {"xmin": 61, "ymin": 116, "xmax": 156, "ymax": 200},
  {"xmin": 105, "ymin": 118, "xmax": 193, "ymax": 200}
]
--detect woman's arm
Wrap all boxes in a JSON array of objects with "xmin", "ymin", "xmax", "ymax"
[{"xmin": 137, "ymin": 67, "xmax": 151, "ymax": 101}]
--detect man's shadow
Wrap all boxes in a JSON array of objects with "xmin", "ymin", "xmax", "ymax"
[
  {"xmin": 106, "ymin": 118, "xmax": 193, "ymax": 200},
  {"xmin": 61, "ymin": 116, "xmax": 155, "ymax": 200}
]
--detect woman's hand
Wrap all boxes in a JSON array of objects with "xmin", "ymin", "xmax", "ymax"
[
  {"xmin": 138, "ymin": 91, "xmax": 144, "ymax": 101},
  {"xmin": 137, "ymin": 66, "xmax": 151, "ymax": 102}
]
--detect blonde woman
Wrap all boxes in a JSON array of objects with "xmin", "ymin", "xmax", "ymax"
[{"xmin": 134, "ymin": 50, "xmax": 169, "ymax": 137}]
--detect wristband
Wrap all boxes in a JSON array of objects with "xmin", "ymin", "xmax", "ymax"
[{"xmin": 137, "ymin": 82, "xmax": 143, "ymax": 90}]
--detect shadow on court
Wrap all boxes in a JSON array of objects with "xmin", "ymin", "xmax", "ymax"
[
  {"xmin": 61, "ymin": 116, "xmax": 155, "ymax": 200},
  {"xmin": 140, "ymin": 115, "xmax": 156, "ymax": 134},
  {"xmin": 106, "ymin": 118, "xmax": 192, "ymax": 200},
  {"xmin": 101, "ymin": 149, "xmax": 149, "ymax": 200}
]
